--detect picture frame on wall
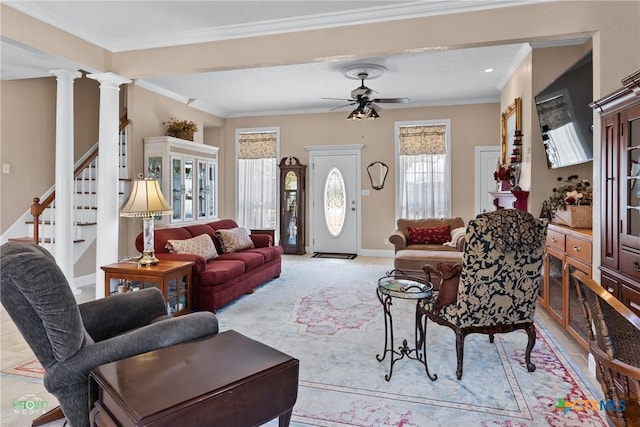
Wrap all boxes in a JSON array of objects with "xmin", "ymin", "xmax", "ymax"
[{"xmin": 501, "ymin": 97, "xmax": 522, "ymax": 165}]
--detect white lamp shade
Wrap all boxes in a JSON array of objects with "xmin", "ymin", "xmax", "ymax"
[{"xmin": 120, "ymin": 179, "xmax": 172, "ymax": 218}]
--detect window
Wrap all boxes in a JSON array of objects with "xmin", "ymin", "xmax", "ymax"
[
  {"xmin": 395, "ymin": 120, "xmax": 451, "ymax": 219},
  {"xmin": 236, "ymin": 128, "xmax": 279, "ymax": 230}
]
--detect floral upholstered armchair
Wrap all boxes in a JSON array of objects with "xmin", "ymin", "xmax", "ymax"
[{"xmin": 424, "ymin": 209, "xmax": 548, "ymax": 380}]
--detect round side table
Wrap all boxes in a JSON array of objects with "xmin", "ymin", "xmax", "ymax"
[{"xmin": 376, "ymin": 270, "xmax": 437, "ymax": 382}]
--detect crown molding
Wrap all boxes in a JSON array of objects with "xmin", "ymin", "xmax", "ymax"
[{"xmin": 5, "ymin": 0, "xmax": 550, "ymax": 53}]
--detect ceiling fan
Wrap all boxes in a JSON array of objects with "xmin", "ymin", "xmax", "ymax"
[{"xmin": 323, "ymin": 65, "xmax": 409, "ymax": 120}]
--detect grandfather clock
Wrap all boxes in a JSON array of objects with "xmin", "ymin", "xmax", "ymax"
[{"xmin": 279, "ymin": 157, "xmax": 306, "ymax": 254}]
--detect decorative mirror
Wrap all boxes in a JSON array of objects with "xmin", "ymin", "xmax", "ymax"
[
  {"xmin": 501, "ymin": 97, "xmax": 522, "ymax": 164},
  {"xmin": 367, "ymin": 161, "xmax": 389, "ymax": 190}
]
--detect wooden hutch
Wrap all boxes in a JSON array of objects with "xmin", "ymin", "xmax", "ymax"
[{"xmin": 591, "ymin": 70, "xmax": 640, "ymax": 318}]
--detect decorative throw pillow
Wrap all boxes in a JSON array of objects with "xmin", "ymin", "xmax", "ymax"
[
  {"xmin": 215, "ymin": 227, "xmax": 254, "ymax": 253},
  {"xmin": 433, "ymin": 263, "xmax": 461, "ymax": 310},
  {"xmin": 166, "ymin": 234, "xmax": 218, "ymax": 260},
  {"xmin": 407, "ymin": 225, "xmax": 451, "ymax": 245},
  {"xmin": 443, "ymin": 226, "xmax": 466, "ymax": 248}
]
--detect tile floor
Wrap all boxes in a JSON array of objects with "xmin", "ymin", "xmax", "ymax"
[{"xmin": 0, "ymin": 255, "xmax": 601, "ymax": 426}]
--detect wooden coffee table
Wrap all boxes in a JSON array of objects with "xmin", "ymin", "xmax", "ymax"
[{"xmin": 89, "ymin": 330, "xmax": 299, "ymax": 427}]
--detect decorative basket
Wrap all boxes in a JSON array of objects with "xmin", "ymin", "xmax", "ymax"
[
  {"xmin": 173, "ymin": 132, "xmax": 194, "ymax": 141},
  {"xmin": 552, "ymin": 205, "xmax": 592, "ymax": 229}
]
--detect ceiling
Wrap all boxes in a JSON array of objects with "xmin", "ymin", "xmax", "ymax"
[{"xmin": 2, "ymin": 0, "xmax": 577, "ymax": 118}]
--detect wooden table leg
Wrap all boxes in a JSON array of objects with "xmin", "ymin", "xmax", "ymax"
[
  {"xmin": 32, "ymin": 406, "xmax": 64, "ymax": 427},
  {"xmin": 279, "ymin": 409, "xmax": 293, "ymax": 427}
]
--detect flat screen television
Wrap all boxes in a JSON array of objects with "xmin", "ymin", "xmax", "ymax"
[{"xmin": 535, "ymin": 51, "xmax": 593, "ymax": 169}]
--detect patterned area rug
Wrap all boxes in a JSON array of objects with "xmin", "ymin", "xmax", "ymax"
[
  {"xmin": 1, "ymin": 358, "xmax": 44, "ymax": 379},
  {"xmin": 216, "ymin": 257, "xmax": 608, "ymax": 427}
]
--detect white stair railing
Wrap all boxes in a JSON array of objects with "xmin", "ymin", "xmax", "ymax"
[{"xmin": 30, "ymin": 118, "xmax": 129, "ymax": 246}]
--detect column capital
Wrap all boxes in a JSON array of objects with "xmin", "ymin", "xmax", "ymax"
[
  {"xmin": 88, "ymin": 72, "xmax": 132, "ymax": 87},
  {"xmin": 50, "ymin": 69, "xmax": 81, "ymax": 80}
]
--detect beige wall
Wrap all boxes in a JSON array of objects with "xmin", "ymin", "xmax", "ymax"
[
  {"xmin": 529, "ymin": 44, "xmax": 595, "ymax": 216},
  {"xmin": 1, "ymin": 1, "xmax": 639, "ymax": 266},
  {"xmin": 225, "ymin": 103, "xmax": 499, "ymax": 250},
  {"xmin": 500, "ymin": 43, "xmax": 595, "ymax": 215},
  {"xmin": 0, "ymin": 76, "xmax": 99, "ymax": 231}
]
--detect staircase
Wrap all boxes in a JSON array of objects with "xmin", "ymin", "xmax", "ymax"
[{"xmin": 7, "ymin": 117, "xmax": 130, "ymax": 263}]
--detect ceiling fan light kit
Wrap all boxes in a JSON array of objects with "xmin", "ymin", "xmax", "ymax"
[{"xmin": 323, "ymin": 63, "xmax": 409, "ymax": 120}]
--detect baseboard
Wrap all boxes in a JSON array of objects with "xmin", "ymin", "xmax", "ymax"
[{"xmin": 358, "ymin": 248, "xmax": 395, "ymax": 258}]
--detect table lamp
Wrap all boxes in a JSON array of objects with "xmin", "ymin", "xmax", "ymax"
[{"xmin": 120, "ymin": 178, "xmax": 172, "ymax": 266}]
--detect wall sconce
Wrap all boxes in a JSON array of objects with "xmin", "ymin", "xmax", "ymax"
[{"xmin": 367, "ymin": 161, "xmax": 388, "ymax": 190}]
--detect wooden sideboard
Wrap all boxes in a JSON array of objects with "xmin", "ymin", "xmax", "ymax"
[{"xmin": 539, "ymin": 223, "xmax": 592, "ymax": 350}]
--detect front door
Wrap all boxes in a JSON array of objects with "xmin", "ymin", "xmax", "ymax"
[{"xmin": 309, "ymin": 147, "xmax": 360, "ymax": 254}]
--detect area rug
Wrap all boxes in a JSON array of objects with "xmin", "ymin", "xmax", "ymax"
[
  {"xmin": 312, "ymin": 252, "xmax": 357, "ymax": 260},
  {"xmin": 1, "ymin": 358, "xmax": 44, "ymax": 380},
  {"xmin": 216, "ymin": 257, "xmax": 608, "ymax": 427}
]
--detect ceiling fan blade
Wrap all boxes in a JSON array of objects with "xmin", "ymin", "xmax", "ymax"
[
  {"xmin": 371, "ymin": 97, "xmax": 410, "ymax": 104},
  {"xmin": 329, "ymin": 102, "xmax": 356, "ymax": 111},
  {"xmin": 322, "ymin": 97, "xmax": 354, "ymax": 102}
]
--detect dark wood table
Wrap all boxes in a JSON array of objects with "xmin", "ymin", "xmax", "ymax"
[{"xmin": 89, "ymin": 330, "xmax": 299, "ymax": 427}]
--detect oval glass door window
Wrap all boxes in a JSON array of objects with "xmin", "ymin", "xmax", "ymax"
[{"xmin": 324, "ymin": 167, "xmax": 346, "ymax": 236}]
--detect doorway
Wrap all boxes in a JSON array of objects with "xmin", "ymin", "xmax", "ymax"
[
  {"xmin": 307, "ymin": 145, "xmax": 362, "ymax": 255},
  {"xmin": 475, "ymin": 146, "xmax": 500, "ymax": 215}
]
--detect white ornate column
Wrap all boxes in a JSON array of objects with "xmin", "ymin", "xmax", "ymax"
[
  {"xmin": 50, "ymin": 69, "xmax": 81, "ymax": 293},
  {"xmin": 88, "ymin": 72, "xmax": 131, "ymax": 298}
]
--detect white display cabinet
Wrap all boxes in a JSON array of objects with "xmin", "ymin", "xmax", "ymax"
[{"xmin": 144, "ymin": 136, "xmax": 219, "ymax": 225}]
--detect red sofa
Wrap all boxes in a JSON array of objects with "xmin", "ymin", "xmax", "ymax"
[{"xmin": 135, "ymin": 219, "xmax": 282, "ymax": 312}]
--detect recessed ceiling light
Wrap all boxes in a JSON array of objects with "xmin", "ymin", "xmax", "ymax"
[{"xmin": 485, "ymin": 68, "xmax": 494, "ymax": 73}]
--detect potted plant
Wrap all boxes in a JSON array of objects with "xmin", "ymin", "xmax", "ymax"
[{"xmin": 163, "ymin": 118, "xmax": 198, "ymax": 141}]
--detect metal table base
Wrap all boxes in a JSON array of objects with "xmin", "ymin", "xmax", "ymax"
[{"xmin": 376, "ymin": 271, "xmax": 437, "ymax": 382}]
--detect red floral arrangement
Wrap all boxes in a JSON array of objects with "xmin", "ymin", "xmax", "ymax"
[{"xmin": 493, "ymin": 163, "xmax": 515, "ymax": 182}]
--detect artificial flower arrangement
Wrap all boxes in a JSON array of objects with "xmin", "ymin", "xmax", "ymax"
[
  {"xmin": 548, "ymin": 175, "xmax": 593, "ymax": 212},
  {"xmin": 163, "ymin": 117, "xmax": 198, "ymax": 140},
  {"xmin": 493, "ymin": 163, "xmax": 515, "ymax": 183}
]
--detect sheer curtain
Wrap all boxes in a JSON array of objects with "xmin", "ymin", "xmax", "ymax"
[
  {"xmin": 398, "ymin": 154, "xmax": 447, "ymax": 218},
  {"xmin": 396, "ymin": 122, "xmax": 450, "ymax": 219},
  {"xmin": 236, "ymin": 131, "xmax": 277, "ymax": 229}
]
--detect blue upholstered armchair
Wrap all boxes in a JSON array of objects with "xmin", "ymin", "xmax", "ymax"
[
  {"xmin": 1, "ymin": 242, "xmax": 219, "ymax": 427},
  {"xmin": 424, "ymin": 209, "xmax": 548, "ymax": 380}
]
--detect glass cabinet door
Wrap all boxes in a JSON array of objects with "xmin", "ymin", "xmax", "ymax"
[
  {"xmin": 207, "ymin": 161, "xmax": 217, "ymax": 218},
  {"xmin": 148, "ymin": 156, "xmax": 162, "ymax": 185},
  {"xmin": 196, "ymin": 160, "xmax": 217, "ymax": 219},
  {"xmin": 184, "ymin": 159, "xmax": 193, "ymax": 221},
  {"xmin": 566, "ymin": 260, "xmax": 591, "ymax": 349},
  {"xmin": 545, "ymin": 248, "xmax": 565, "ymax": 325},
  {"xmin": 622, "ymin": 106, "xmax": 640, "ymax": 249},
  {"xmin": 197, "ymin": 160, "xmax": 207, "ymax": 220},
  {"xmin": 171, "ymin": 157, "xmax": 182, "ymax": 221}
]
